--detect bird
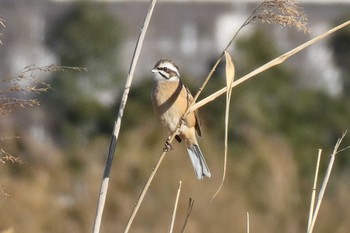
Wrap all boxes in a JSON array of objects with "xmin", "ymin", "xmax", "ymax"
[{"xmin": 151, "ymin": 59, "xmax": 211, "ymax": 180}]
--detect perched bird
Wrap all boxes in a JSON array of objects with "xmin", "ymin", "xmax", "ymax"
[{"xmin": 151, "ymin": 59, "xmax": 211, "ymax": 180}]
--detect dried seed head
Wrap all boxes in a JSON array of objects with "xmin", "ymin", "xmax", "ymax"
[{"xmin": 251, "ymin": 0, "xmax": 309, "ymax": 33}]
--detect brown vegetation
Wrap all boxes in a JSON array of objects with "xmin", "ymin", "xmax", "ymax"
[{"xmin": 1, "ymin": 1, "xmax": 350, "ymax": 233}]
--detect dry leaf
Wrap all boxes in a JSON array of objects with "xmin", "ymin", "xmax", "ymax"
[{"xmin": 225, "ymin": 51, "xmax": 236, "ymax": 93}]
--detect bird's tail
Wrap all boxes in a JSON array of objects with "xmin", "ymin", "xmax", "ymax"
[{"xmin": 186, "ymin": 144, "xmax": 211, "ymax": 180}]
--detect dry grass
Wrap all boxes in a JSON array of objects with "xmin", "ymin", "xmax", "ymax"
[
  {"xmin": 307, "ymin": 131, "xmax": 349, "ymax": 233},
  {"xmin": 251, "ymin": 0, "xmax": 309, "ymax": 33},
  {"xmin": 0, "ymin": 63, "xmax": 85, "ymax": 199},
  {"xmin": 0, "ymin": 21, "xmax": 48, "ymax": 114},
  {"xmin": 1, "ymin": 1, "xmax": 350, "ymax": 233},
  {"xmin": 169, "ymin": 181, "xmax": 182, "ymax": 233},
  {"xmin": 0, "ymin": 64, "xmax": 85, "ymax": 160},
  {"xmin": 0, "ymin": 65, "xmax": 86, "ymax": 114},
  {"xmin": 189, "ymin": 20, "xmax": 350, "ymax": 112},
  {"xmin": 1, "ymin": 125, "xmax": 349, "ymax": 233},
  {"xmin": 0, "ymin": 152, "xmax": 23, "ymax": 165},
  {"xmin": 180, "ymin": 198, "xmax": 195, "ymax": 233},
  {"xmin": 212, "ymin": 51, "xmax": 236, "ymax": 199},
  {"xmin": 307, "ymin": 149, "xmax": 322, "ymax": 231}
]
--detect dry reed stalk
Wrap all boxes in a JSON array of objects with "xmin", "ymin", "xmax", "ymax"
[
  {"xmin": 92, "ymin": 1, "xmax": 158, "ymax": 233},
  {"xmin": 189, "ymin": 2, "xmax": 259, "ymax": 106},
  {"xmin": 139, "ymin": 0, "xmax": 312, "ymax": 203},
  {"xmin": 189, "ymin": 18, "xmax": 348, "ymax": 200},
  {"xmin": 246, "ymin": 212, "xmax": 250, "ymax": 233},
  {"xmin": 189, "ymin": 20, "xmax": 350, "ymax": 113},
  {"xmin": 123, "ymin": 128, "xmax": 179, "ymax": 233},
  {"xmin": 212, "ymin": 52, "xmax": 235, "ymax": 200},
  {"xmin": 190, "ymin": 0, "xmax": 308, "ymax": 106},
  {"xmin": 307, "ymin": 149, "xmax": 322, "ymax": 231},
  {"xmin": 180, "ymin": 198, "xmax": 195, "ymax": 233},
  {"xmin": 169, "ymin": 181, "xmax": 182, "ymax": 233},
  {"xmin": 181, "ymin": 0, "xmax": 310, "ymax": 200},
  {"xmin": 307, "ymin": 131, "xmax": 348, "ymax": 233}
]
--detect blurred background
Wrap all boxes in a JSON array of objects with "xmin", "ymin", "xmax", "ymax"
[{"xmin": 0, "ymin": 0, "xmax": 350, "ymax": 232}]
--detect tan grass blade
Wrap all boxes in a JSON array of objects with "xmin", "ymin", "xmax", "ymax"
[
  {"xmin": 212, "ymin": 51, "xmax": 235, "ymax": 200},
  {"xmin": 123, "ymin": 123, "xmax": 180, "ymax": 233},
  {"xmin": 246, "ymin": 212, "xmax": 250, "ymax": 233},
  {"xmin": 308, "ymin": 131, "xmax": 348, "ymax": 233},
  {"xmin": 180, "ymin": 198, "xmax": 195, "ymax": 233},
  {"xmin": 307, "ymin": 149, "xmax": 322, "ymax": 232},
  {"xmin": 224, "ymin": 51, "xmax": 236, "ymax": 92},
  {"xmin": 169, "ymin": 181, "xmax": 182, "ymax": 233},
  {"xmin": 189, "ymin": 20, "xmax": 350, "ymax": 113}
]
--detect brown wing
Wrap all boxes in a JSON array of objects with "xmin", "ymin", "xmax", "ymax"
[
  {"xmin": 184, "ymin": 85, "xmax": 202, "ymax": 137},
  {"xmin": 194, "ymin": 109, "xmax": 202, "ymax": 137}
]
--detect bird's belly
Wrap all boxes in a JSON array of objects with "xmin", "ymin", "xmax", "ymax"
[
  {"xmin": 159, "ymin": 108, "xmax": 183, "ymax": 133},
  {"xmin": 152, "ymin": 81, "xmax": 186, "ymax": 134}
]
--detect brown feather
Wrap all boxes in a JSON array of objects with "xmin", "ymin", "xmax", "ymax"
[{"xmin": 152, "ymin": 80, "xmax": 200, "ymax": 143}]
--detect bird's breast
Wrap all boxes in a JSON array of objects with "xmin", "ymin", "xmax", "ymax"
[{"xmin": 152, "ymin": 81, "xmax": 188, "ymax": 133}]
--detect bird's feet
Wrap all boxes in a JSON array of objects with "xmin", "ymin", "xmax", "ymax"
[
  {"xmin": 163, "ymin": 137, "xmax": 173, "ymax": 152},
  {"xmin": 180, "ymin": 117, "xmax": 186, "ymax": 126}
]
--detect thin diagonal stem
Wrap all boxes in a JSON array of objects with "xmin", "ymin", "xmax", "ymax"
[
  {"xmin": 307, "ymin": 149, "xmax": 322, "ymax": 232},
  {"xmin": 92, "ymin": 1, "xmax": 157, "ymax": 233},
  {"xmin": 169, "ymin": 181, "xmax": 182, "ymax": 233},
  {"xmin": 180, "ymin": 198, "xmax": 195, "ymax": 233},
  {"xmin": 124, "ymin": 131, "xmax": 178, "ymax": 233},
  {"xmin": 189, "ymin": 20, "xmax": 350, "ymax": 113},
  {"xmin": 246, "ymin": 212, "xmax": 250, "ymax": 233},
  {"xmin": 307, "ymin": 131, "xmax": 347, "ymax": 233},
  {"xmin": 189, "ymin": 1, "xmax": 264, "ymax": 106}
]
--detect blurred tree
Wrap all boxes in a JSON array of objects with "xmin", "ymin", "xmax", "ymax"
[
  {"xmin": 329, "ymin": 23, "xmax": 350, "ymax": 98},
  {"xmin": 44, "ymin": 1, "xmax": 123, "ymax": 146}
]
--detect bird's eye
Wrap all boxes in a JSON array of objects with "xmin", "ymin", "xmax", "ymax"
[{"xmin": 160, "ymin": 67, "xmax": 170, "ymax": 73}]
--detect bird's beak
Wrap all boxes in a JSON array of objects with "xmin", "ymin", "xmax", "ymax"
[{"xmin": 151, "ymin": 68, "xmax": 157, "ymax": 73}]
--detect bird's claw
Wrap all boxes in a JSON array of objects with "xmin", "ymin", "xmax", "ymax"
[
  {"xmin": 180, "ymin": 117, "xmax": 186, "ymax": 125},
  {"xmin": 163, "ymin": 138, "xmax": 173, "ymax": 152}
]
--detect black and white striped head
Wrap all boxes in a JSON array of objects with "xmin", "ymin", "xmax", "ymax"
[{"xmin": 151, "ymin": 59, "xmax": 180, "ymax": 82}]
